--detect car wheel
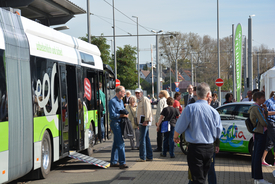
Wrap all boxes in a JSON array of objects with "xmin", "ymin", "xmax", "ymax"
[
  {"xmin": 40, "ymin": 130, "xmax": 52, "ymax": 179},
  {"xmin": 180, "ymin": 134, "xmax": 188, "ymax": 155}
]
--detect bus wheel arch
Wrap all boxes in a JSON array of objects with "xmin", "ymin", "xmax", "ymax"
[{"xmin": 40, "ymin": 129, "xmax": 52, "ymax": 179}]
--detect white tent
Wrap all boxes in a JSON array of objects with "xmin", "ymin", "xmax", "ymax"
[{"xmin": 260, "ymin": 66, "xmax": 275, "ymax": 98}]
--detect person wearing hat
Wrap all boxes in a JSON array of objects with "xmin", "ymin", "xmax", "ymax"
[{"xmin": 135, "ymin": 88, "xmax": 153, "ymax": 162}]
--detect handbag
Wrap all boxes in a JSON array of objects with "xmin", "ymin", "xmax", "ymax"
[
  {"xmin": 129, "ymin": 106, "xmax": 138, "ymax": 126},
  {"xmin": 161, "ymin": 121, "xmax": 170, "ymax": 133}
]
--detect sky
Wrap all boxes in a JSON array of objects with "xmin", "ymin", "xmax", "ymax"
[{"xmin": 59, "ymin": 0, "xmax": 275, "ymax": 65}]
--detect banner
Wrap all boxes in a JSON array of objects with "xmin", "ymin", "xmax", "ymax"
[{"xmin": 235, "ymin": 24, "xmax": 242, "ymax": 102}]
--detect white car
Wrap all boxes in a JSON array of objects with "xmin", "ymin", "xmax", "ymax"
[{"xmin": 217, "ymin": 102, "xmax": 255, "ymax": 155}]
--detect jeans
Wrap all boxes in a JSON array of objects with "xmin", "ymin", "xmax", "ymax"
[
  {"xmin": 139, "ymin": 125, "xmax": 153, "ymax": 160},
  {"xmin": 101, "ymin": 116, "xmax": 105, "ymax": 139},
  {"xmin": 251, "ymin": 132, "xmax": 266, "ymax": 179},
  {"xmin": 208, "ymin": 152, "xmax": 217, "ymax": 184},
  {"xmin": 162, "ymin": 126, "xmax": 175, "ymax": 157},
  {"xmin": 110, "ymin": 122, "xmax": 126, "ymax": 165}
]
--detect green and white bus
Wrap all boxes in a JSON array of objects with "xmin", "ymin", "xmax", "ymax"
[{"xmin": 0, "ymin": 8, "xmax": 115, "ymax": 183}]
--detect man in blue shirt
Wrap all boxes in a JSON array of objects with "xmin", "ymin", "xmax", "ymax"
[
  {"xmin": 174, "ymin": 82, "xmax": 222, "ymax": 184},
  {"xmin": 109, "ymin": 86, "xmax": 129, "ymax": 169}
]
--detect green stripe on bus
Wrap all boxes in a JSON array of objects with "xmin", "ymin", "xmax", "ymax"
[
  {"xmin": 33, "ymin": 115, "xmax": 60, "ymax": 142},
  {"xmin": 87, "ymin": 110, "xmax": 98, "ymax": 127},
  {"xmin": 0, "ymin": 121, "xmax": 8, "ymax": 152}
]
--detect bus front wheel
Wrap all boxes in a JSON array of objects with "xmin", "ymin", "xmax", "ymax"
[{"xmin": 40, "ymin": 130, "xmax": 52, "ymax": 179}]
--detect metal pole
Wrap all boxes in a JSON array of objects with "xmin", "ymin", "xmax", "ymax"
[
  {"xmin": 156, "ymin": 34, "xmax": 160, "ymax": 98},
  {"xmin": 248, "ymin": 16, "xmax": 253, "ymax": 90},
  {"xmin": 257, "ymin": 52, "xmax": 260, "ymax": 89},
  {"xmin": 217, "ymin": 0, "xmax": 221, "ymax": 105},
  {"xmin": 112, "ymin": 0, "xmax": 117, "ymax": 79},
  {"xmin": 191, "ymin": 54, "xmax": 194, "ymax": 85},
  {"xmin": 87, "ymin": 0, "xmax": 91, "ymax": 43},
  {"xmin": 132, "ymin": 16, "xmax": 140, "ymax": 87},
  {"xmin": 175, "ymin": 58, "xmax": 178, "ymax": 82},
  {"xmin": 151, "ymin": 44, "xmax": 154, "ymax": 98},
  {"xmin": 243, "ymin": 36, "xmax": 248, "ymax": 98},
  {"xmin": 232, "ymin": 24, "xmax": 236, "ymax": 100},
  {"xmin": 170, "ymin": 61, "xmax": 172, "ymax": 96}
]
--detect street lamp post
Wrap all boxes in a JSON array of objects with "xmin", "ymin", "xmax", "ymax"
[
  {"xmin": 217, "ymin": 0, "xmax": 221, "ymax": 106},
  {"xmin": 151, "ymin": 30, "xmax": 163, "ymax": 99},
  {"xmin": 132, "ymin": 16, "xmax": 140, "ymax": 88},
  {"xmin": 248, "ymin": 14, "xmax": 255, "ymax": 90},
  {"xmin": 87, "ymin": 0, "xmax": 91, "ymax": 43},
  {"xmin": 112, "ymin": 0, "xmax": 117, "ymax": 79}
]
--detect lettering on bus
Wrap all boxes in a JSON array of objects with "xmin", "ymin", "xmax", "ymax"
[
  {"xmin": 36, "ymin": 42, "xmax": 63, "ymax": 56},
  {"xmin": 220, "ymin": 123, "xmax": 246, "ymax": 147},
  {"xmin": 35, "ymin": 63, "xmax": 59, "ymax": 129},
  {"xmin": 84, "ymin": 78, "xmax": 91, "ymax": 101}
]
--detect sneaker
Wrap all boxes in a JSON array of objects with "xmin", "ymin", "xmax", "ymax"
[
  {"xmin": 136, "ymin": 158, "xmax": 146, "ymax": 162},
  {"xmin": 160, "ymin": 153, "xmax": 166, "ymax": 157},
  {"xmin": 119, "ymin": 164, "xmax": 129, "ymax": 169},
  {"xmin": 146, "ymin": 158, "xmax": 153, "ymax": 161},
  {"xmin": 262, "ymin": 161, "xmax": 272, "ymax": 167},
  {"xmin": 254, "ymin": 179, "xmax": 272, "ymax": 184},
  {"xmin": 170, "ymin": 155, "xmax": 175, "ymax": 158},
  {"xmin": 102, "ymin": 138, "xmax": 106, "ymax": 142}
]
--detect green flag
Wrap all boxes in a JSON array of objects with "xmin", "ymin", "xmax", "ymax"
[{"xmin": 235, "ymin": 24, "xmax": 242, "ymax": 102}]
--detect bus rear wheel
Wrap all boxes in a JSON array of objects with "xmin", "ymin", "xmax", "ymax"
[{"xmin": 40, "ymin": 130, "xmax": 52, "ymax": 179}]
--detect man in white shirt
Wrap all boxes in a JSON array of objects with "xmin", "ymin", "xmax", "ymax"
[{"xmin": 242, "ymin": 90, "xmax": 252, "ymax": 102}]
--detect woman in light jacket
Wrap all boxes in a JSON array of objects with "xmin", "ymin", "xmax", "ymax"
[
  {"xmin": 248, "ymin": 92, "xmax": 270, "ymax": 184},
  {"xmin": 126, "ymin": 97, "xmax": 139, "ymax": 150}
]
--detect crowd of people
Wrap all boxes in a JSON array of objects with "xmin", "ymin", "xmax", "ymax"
[{"xmin": 105, "ymin": 83, "xmax": 275, "ymax": 184}]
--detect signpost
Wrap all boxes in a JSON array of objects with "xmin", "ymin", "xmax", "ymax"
[
  {"xmin": 215, "ymin": 78, "xmax": 224, "ymax": 87},
  {"xmin": 115, "ymin": 79, "xmax": 120, "ymax": 87},
  {"xmin": 174, "ymin": 82, "xmax": 180, "ymax": 88}
]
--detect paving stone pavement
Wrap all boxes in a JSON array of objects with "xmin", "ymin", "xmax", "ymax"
[{"xmin": 21, "ymin": 109, "xmax": 275, "ymax": 184}]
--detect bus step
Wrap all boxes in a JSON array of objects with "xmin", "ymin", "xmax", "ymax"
[{"xmin": 68, "ymin": 152, "xmax": 110, "ymax": 169}]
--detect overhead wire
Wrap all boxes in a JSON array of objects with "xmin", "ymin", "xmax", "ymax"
[
  {"xmin": 92, "ymin": 14, "xmax": 132, "ymax": 35},
  {"xmin": 102, "ymin": 0, "xmax": 158, "ymax": 33}
]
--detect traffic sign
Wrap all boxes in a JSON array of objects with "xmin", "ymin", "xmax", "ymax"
[
  {"xmin": 115, "ymin": 79, "xmax": 120, "ymax": 87},
  {"xmin": 174, "ymin": 82, "xmax": 180, "ymax": 88},
  {"xmin": 215, "ymin": 78, "xmax": 224, "ymax": 87},
  {"xmin": 175, "ymin": 87, "xmax": 179, "ymax": 92}
]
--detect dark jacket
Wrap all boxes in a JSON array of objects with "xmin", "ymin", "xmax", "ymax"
[{"xmin": 119, "ymin": 109, "xmax": 134, "ymax": 139}]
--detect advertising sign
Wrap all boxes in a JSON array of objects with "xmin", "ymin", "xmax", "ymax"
[{"xmin": 235, "ymin": 24, "xmax": 242, "ymax": 102}]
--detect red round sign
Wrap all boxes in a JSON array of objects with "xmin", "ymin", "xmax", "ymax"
[
  {"xmin": 215, "ymin": 78, "xmax": 224, "ymax": 87},
  {"xmin": 115, "ymin": 79, "xmax": 120, "ymax": 87}
]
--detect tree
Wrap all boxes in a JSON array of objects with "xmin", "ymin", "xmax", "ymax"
[
  {"xmin": 79, "ymin": 34, "xmax": 112, "ymax": 67},
  {"xmin": 116, "ymin": 45, "xmax": 138, "ymax": 89}
]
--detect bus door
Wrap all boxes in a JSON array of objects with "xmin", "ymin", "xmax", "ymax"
[
  {"xmin": 76, "ymin": 67, "xmax": 84, "ymax": 150},
  {"xmin": 58, "ymin": 64, "xmax": 69, "ymax": 155},
  {"xmin": 66, "ymin": 65, "xmax": 79, "ymax": 151},
  {"xmin": 87, "ymin": 71, "xmax": 100, "ymax": 142}
]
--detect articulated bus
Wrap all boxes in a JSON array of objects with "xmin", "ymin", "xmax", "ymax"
[{"xmin": 0, "ymin": 8, "xmax": 115, "ymax": 183}]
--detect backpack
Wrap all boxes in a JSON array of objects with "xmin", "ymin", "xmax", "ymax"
[{"xmin": 245, "ymin": 117, "xmax": 255, "ymax": 133}]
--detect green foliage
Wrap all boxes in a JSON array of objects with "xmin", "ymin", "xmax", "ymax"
[
  {"xmin": 79, "ymin": 34, "xmax": 112, "ymax": 67},
  {"xmin": 116, "ymin": 45, "xmax": 138, "ymax": 89}
]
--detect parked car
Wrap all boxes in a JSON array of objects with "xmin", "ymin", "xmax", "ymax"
[{"xmin": 217, "ymin": 102, "xmax": 254, "ymax": 155}]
